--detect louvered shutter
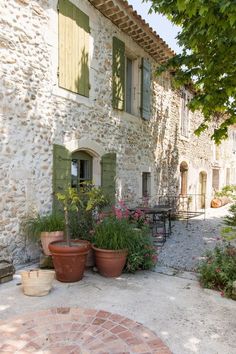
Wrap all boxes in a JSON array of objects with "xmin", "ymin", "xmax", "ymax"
[
  {"xmin": 53, "ymin": 144, "xmax": 71, "ymax": 210},
  {"xmin": 58, "ymin": 0, "xmax": 90, "ymax": 97},
  {"xmin": 141, "ymin": 58, "xmax": 151, "ymax": 120},
  {"xmin": 112, "ymin": 37, "xmax": 125, "ymax": 110},
  {"xmin": 101, "ymin": 153, "xmax": 116, "ymax": 204}
]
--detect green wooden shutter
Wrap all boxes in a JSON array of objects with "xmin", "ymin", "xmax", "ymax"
[
  {"xmin": 112, "ymin": 37, "xmax": 125, "ymax": 110},
  {"xmin": 58, "ymin": 0, "xmax": 89, "ymax": 97},
  {"xmin": 141, "ymin": 58, "xmax": 151, "ymax": 120},
  {"xmin": 53, "ymin": 144, "xmax": 71, "ymax": 210},
  {"xmin": 101, "ymin": 153, "xmax": 117, "ymax": 204}
]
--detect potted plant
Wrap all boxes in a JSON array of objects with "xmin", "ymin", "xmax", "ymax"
[
  {"xmin": 49, "ymin": 188, "xmax": 91, "ymax": 282},
  {"xmin": 23, "ymin": 213, "xmax": 65, "ymax": 256},
  {"xmin": 68, "ymin": 182, "xmax": 110, "ymax": 267},
  {"xmin": 92, "ymin": 215, "xmax": 139, "ymax": 277}
]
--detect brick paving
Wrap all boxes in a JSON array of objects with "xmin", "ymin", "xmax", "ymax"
[{"xmin": 0, "ymin": 307, "xmax": 171, "ymax": 353}]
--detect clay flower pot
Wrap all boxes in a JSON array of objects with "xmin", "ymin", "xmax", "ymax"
[
  {"xmin": 49, "ymin": 240, "xmax": 91, "ymax": 282},
  {"xmin": 40, "ymin": 231, "xmax": 64, "ymax": 256},
  {"xmin": 92, "ymin": 245, "xmax": 128, "ymax": 277}
]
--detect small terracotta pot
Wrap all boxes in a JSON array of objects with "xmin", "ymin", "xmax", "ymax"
[
  {"xmin": 49, "ymin": 240, "xmax": 91, "ymax": 282},
  {"xmin": 40, "ymin": 231, "xmax": 64, "ymax": 256},
  {"xmin": 92, "ymin": 245, "xmax": 128, "ymax": 277}
]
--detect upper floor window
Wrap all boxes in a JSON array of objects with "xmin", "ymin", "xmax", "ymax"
[
  {"xmin": 58, "ymin": 0, "xmax": 90, "ymax": 97},
  {"xmin": 142, "ymin": 172, "xmax": 151, "ymax": 198},
  {"xmin": 112, "ymin": 36, "xmax": 151, "ymax": 119},
  {"xmin": 180, "ymin": 90, "xmax": 190, "ymax": 138}
]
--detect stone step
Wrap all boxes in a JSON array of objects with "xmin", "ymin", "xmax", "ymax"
[{"xmin": 0, "ymin": 262, "xmax": 15, "ymax": 283}]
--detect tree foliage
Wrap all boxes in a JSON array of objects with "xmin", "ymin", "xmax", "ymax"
[{"xmin": 145, "ymin": 0, "xmax": 236, "ymax": 143}]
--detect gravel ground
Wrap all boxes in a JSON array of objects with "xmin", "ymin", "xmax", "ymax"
[{"xmin": 157, "ymin": 204, "xmax": 231, "ymax": 272}]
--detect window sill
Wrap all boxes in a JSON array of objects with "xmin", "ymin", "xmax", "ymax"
[
  {"xmin": 52, "ymin": 86, "xmax": 92, "ymax": 107},
  {"xmin": 115, "ymin": 109, "xmax": 142, "ymax": 124},
  {"xmin": 179, "ymin": 134, "xmax": 190, "ymax": 142}
]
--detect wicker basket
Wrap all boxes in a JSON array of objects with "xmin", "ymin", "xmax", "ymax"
[{"xmin": 20, "ymin": 269, "xmax": 55, "ymax": 296}]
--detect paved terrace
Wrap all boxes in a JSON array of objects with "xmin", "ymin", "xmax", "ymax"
[
  {"xmin": 0, "ymin": 267, "xmax": 235, "ymax": 354},
  {"xmin": 0, "ymin": 205, "xmax": 236, "ymax": 354}
]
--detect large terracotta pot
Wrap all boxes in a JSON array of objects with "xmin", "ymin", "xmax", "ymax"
[
  {"xmin": 92, "ymin": 245, "xmax": 128, "ymax": 277},
  {"xmin": 49, "ymin": 240, "xmax": 91, "ymax": 282},
  {"xmin": 40, "ymin": 231, "xmax": 64, "ymax": 256}
]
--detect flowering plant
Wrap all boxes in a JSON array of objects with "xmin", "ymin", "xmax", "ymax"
[
  {"xmin": 198, "ymin": 245, "xmax": 236, "ymax": 299},
  {"xmin": 112, "ymin": 200, "xmax": 149, "ymax": 229},
  {"xmin": 93, "ymin": 200, "xmax": 157, "ymax": 272}
]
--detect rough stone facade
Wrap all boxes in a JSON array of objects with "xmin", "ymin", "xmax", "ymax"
[{"xmin": 0, "ymin": 0, "xmax": 235, "ymax": 264}]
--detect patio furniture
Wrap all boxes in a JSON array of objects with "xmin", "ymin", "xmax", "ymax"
[{"xmin": 129, "ymin": 206, "xmax": 172, "ymax": 245}]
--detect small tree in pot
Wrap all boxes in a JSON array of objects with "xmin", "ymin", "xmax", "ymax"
[{"xmin": 49, "ymin": 188, "xmax": 91, "ymax": 282}]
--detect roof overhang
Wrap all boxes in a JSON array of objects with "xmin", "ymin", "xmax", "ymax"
[{"xmin": 88, "ymin": 0, "xmax": 175, "ymax": 64}]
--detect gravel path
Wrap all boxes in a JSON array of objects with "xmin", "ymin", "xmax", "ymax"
[{"xmin": 156, "ymin": 204, "xmax": 231, "ymax": 272}]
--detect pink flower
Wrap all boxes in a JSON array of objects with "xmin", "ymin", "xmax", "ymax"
[
  {"xmin": 115, "ymin": 209, "xmax": 123, "ymax": 220},
  {"xmin": 124, "ymin": 209, "xmax": 130, "ymax": 218},
  {"xmin": 215, "ymin": 268, "xmax": 221, "ymax": 273}
]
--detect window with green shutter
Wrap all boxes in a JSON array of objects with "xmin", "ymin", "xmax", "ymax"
[
  {"xmin": 141, "ymin": 58, "xmax": 151, "ymax": 120},
  {"xmin": 112, "ymin": 37, "xmax": 125, "ymax": 110},
  {"xmin": 58, "ymin": 0, "xmax": 90, "ymax": 97}
]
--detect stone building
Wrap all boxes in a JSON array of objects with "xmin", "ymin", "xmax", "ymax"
[{"xmin": 0, "ymin": 0, "xmax": 236, "ymax": 264}]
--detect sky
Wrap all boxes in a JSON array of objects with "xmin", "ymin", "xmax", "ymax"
[{"xmin": 127, "ymin": 0, "xmax": 181, "ymax": 53}]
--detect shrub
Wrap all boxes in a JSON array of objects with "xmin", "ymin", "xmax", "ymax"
[
  {"xmin": 221, "ymin": 202, "xmax": 236, "ymax": 242},
  {"xmin": 68, "ymin": 182, "xmax": 110, "ymax": 241},
  {"xmin": 198, "ymin": 246, "xmax": 236, "ymax": 299},
  {"xmin": 125, "ymin": 229, "xmax": 157, "ymax": 273},
  {"xmin": 215, "ymin": 185, "xmax": 236, "ymax": 199}
]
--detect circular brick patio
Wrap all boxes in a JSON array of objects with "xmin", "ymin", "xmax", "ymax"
[{"xmin": 0, "ymin": 307, "xmax": 171, "ymax": 353}]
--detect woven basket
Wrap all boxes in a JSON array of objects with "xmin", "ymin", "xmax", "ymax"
[{"xmin": 20, "ymin": 269, "xmax": 55, "ymax": 296}]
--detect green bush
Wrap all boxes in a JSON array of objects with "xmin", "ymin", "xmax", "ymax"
[
  {"xmin": 198, "ymin": 246, "xmax": 236, "ymax": 298},
  {"xmin": 215, "ymin": 185, "xmax": 236, "ymax": 199},
  {"xmin": 69, "ymin": 182, "xmax": 110, "ymax": 241},
  {"xmin": 221, "ymin": 202, "xmax": 236, "ymax": 242},
  {"xmin": 125, "ymin": 228, "xmax": 157, "ymax": 273}
]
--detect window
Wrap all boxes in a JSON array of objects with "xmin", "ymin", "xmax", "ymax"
[
  {"xmin": 180, "ymin": 91, "xmax": 190, "ymax": 138},
  {"xmin": 112, "ymin": 36, "xmax": 151, "ymax": 119},
  {"xmin": 142, "ymin": 172, "xmax": 151, "ymax": 198},
  {"xmin": 53, "ymin": 145, "xmax": 117, "ymax": 209},
  {"xmin": 180, "ymin": 161, "xmax": 188, "ymax": 195},
  {"xmin": 71, "ymin": 151, "xmax": 92, "ymax": 188},
  {"xmin": 58, "ymin": 0, "xmax": 90, "ymax": 96}
]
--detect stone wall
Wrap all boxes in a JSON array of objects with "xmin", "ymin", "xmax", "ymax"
[{"xmin": 0, "ymin": 0, "xmax": 234, "ymax": 264}]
